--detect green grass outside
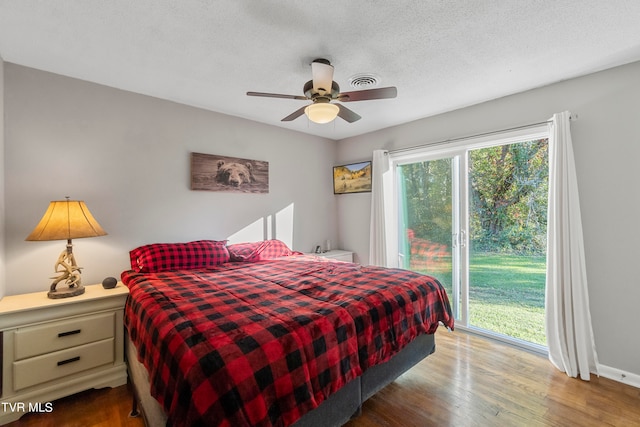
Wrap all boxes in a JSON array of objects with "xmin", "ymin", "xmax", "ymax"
[{"xmin": 413, "ymin": 253, "xmax": 547, "ymax": 346}]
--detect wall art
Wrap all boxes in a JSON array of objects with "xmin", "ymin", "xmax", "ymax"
[
  {"xmin": 191, "ymin": 152, "xmax": 269, "ymax": 194},
  {"xmin": 333, "ymin": 161, "xmax": 372, "ymax": 194}
]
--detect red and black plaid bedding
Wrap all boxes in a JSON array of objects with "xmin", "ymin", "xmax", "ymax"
[{"xmin": 123, "ymin": 257, "xmax": 454, "ymax": 427}]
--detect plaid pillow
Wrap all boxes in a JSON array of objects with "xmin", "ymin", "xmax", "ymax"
[
  {"xmin": 130, "ymin": 240, "xmax": 229, "ymax": 272},
  {"xmin": 227, "ymin": 239, "xmax": 300, "ymax": 262}
]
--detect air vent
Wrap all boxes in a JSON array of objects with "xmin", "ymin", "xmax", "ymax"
[{"xmin": 348, "ymin": 73, "xmax": 380, "ymax": 89}]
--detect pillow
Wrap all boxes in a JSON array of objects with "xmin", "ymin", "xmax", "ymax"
[
  {"xmin": 227, "ymin": 239, "xmax": 300, "ymax": 262},
  {"xmin": 129, "ymin": 240, "xmax": 229, "ymax": 272}
]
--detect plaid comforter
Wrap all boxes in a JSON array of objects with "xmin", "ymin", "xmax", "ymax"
[{"xmin": 123, "ymin": 257, "xmax": 454, "ymax": 427}]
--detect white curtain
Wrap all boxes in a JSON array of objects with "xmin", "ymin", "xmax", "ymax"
[
  {"xmin": 369, "ymin": 150, "xmax": 391, "ymax": 266},
  {"xmin": 545, "ymin": 111, "xmax": 599, "ymax": 380}
]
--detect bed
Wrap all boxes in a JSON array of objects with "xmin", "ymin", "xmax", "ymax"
[{"xmin": 122, "ymin": 240, "xmax": 454, "ymax": 427}]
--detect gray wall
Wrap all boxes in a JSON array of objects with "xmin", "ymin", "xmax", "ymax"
[
  {"xmin": 0, "ymin": 56, "xmax": 5, "ymax": 297},
  {"xmin": 3, "ymin": 64, "xmax": 338, "ymax": 295},
  {"xmin": 336, "ymin": 60, "xmax": 640, "ymax": 381}
]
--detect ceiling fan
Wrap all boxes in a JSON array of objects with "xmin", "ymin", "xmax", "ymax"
[{"xmin": 246, "ymin": 58, "xmax": 397, "ymax": 124}]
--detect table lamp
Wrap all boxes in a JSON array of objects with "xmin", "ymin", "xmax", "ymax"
[{"xmin": 26, "ymin": 197, "xmax": 107, "ymax": 299}]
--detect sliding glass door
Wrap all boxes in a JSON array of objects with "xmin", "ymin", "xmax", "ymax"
[
  {"xmin": 397, "ymin": 155, "xmax": 460, "ymax": 319},
  {"xmin": 466, "ymin": 140, "xmax": 549, "ymax": 347},
  {"xmin": 393, "ymin": 129, "xmax": 549, "ymax": 351}
]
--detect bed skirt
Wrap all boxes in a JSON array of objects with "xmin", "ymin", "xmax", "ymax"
[{"xmin": 125, "ymin": 333, "xmax": 436, "ymax": 427}]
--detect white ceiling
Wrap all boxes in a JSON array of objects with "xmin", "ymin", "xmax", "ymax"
[{"xmin": 1, "ymin": 1, "xmax": 640, "ymax": 141}]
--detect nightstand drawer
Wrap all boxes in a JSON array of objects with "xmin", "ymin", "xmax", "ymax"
[
  {"xmin": 13, "ymin": 338, "xmax": 115, "ymax": 391},
  {"xmin": 14, "ymin": 312, "xmax": 115, "ymax": 360}
]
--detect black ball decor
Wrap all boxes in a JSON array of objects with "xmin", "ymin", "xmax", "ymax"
[{"xmin": 102, "ymin": 276, "xmax": 118, "ymax": 289}]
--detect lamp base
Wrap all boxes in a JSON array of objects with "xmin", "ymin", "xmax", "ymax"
[{"xmin": 48, "ymin": 284, "xmax": 85, "ymax": 299}]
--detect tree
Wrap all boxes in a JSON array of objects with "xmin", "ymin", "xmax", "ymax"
[
  {"xmin": 399, "ymin": 138, "xmax": 549, "ymax": 255},
  {"xmin": 469, "ymin": 139, "xmax": 548, "ymax": 254},
  {"xmin": 399, "ymin": 158, "xmax": 453, "ymax": 246}
]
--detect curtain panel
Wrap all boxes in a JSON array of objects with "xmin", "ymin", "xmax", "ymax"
[
  {"xmin": 545, "ymin": 111, "xmax": 599, "ymax": 380},
  {"xmin": 369, "ymin": 150, "xmax": 391, "ymax": 267}
]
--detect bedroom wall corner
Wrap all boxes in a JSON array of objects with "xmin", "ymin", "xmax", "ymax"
[
  {"xmin": 3, "ymin": 64, "xmax": 339, "ymax": 296},
  {"xmin": 0, "ymin": 55, "xmax": 6, "ymax": 299}
]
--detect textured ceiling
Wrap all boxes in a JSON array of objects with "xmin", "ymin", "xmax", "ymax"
[{"xmin": 1, "ymin": 0, "xmax": 640, "ymax": 140}]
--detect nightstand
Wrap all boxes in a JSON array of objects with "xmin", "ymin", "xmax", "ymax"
[
  {"xmin": 313, "ymin": 250, "xmax": 354, "ymax": 263},
  {"xmin": 0, "ymin": 284, "xmax": 129, "ymax": 425}
]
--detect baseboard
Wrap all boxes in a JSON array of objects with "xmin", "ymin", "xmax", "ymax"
[{"xmin": 598, "ymin": 364, "xmax": 640, "ymax": 389}]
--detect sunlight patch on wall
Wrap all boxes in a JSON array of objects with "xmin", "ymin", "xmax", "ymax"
[
  {"xmin": 226, "ymin": 217, "xmax": 266, "ymax": 244},
  {"xmin": 226, "ymin": 204, "xmax": 294, "ymax": 248},
  {"xmin": 275, "ymin": 204, "xmax": 294, "ymax": 248}
]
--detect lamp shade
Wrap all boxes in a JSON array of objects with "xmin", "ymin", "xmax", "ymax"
[
  {"xmin": 305, "ymin": 103, "xmax": 339, "ymax": 124},
  {"xmin": 26, "ymin": 199, "xmax": 107, "ymax": 242}
]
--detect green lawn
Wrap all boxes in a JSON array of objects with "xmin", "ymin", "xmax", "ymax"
[
  {"xmin": 469, "ymin": 253, "xmax": 546, "ymax": 345},
  {"xmin": 413, "ymin": 253, "xmax": 547, "ymax": 346}
]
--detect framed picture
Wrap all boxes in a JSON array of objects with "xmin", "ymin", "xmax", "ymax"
[
  {"xmin": 191, "ymin": 152, "xmax": 269, "ymax": 194},
  {"xmin": 333, "ymin": 161, "xmax": 372, "ymax": 194}
]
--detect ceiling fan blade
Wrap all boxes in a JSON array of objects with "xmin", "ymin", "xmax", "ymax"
[
  {"xmin": 311, "ymin": 59, "xmax": 334, "ymax": 94},
  {"xmin": 336, "ymin": 104, "xmax": 362, "ymax": 123},
  {"xmin": 281, "ymin": 105, "xmax": 308, "ymax": 122},
  {"xmin": 247, "ymin": 91, "xmax": 308, "ymax": 100},
  {"xmin": 337, "ymin": 86, "xmax": 397, "ymax": 102}
]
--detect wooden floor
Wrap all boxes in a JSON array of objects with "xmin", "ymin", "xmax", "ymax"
[
  {"xmin": 6, "ymin": 329, "xmax": 640, "ymax": 426},
  {"xmin": 345, "ymin": 329, "xmax": 640, "ymax": 426}
]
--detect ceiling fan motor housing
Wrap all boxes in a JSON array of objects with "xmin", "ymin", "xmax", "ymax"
[{"xmin": 304, "ymin": 80, "xmax": 340, "ymax": 102}]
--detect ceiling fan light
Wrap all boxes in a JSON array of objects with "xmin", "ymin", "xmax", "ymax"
[{"xmin": 305, "ymin": 103, "xmax": 339, "ymax": 124}]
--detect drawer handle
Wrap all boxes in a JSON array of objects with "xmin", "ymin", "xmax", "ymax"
[
  {"xmin": 57, "ymin": 356, "xmax": 80, "ymax": 366},
  {"xmin": 58, "ymin": 329, "xmax": 81, "ymax": 338}
]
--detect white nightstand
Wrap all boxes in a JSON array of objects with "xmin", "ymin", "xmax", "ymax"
[
  {"xmin": 0, "ymin": 283, "xmax": 129, "ymax": 424},
  {"xmin": 312, "ymin": 250, "xmax": 354, "ymax": 263}
]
